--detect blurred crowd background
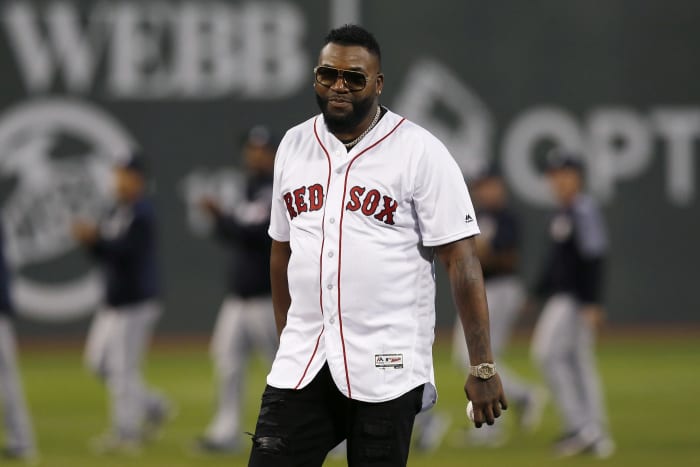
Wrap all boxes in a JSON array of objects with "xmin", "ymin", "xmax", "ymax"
[
  {"xmin": 0, "ymin": 1, "xmax": 699, "ymax": 465},
  {"xmin": 2, "ymin": 0, "xmax": 698, "ymax": 335}
]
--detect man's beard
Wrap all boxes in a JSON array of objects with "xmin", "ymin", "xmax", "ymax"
[{"xmin": 316, "ymin": 93, "xmax": 375, "ymax": 136}]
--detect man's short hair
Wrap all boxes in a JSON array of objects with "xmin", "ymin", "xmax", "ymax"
[
  {"xmin": 546, "ymin": 148, "xmax": 584, "ymax": 173},
  {"xmin": 242, "ymin": 125, "xmax": 277, "ymax": 151},
  {"xmin": 119, "ymin": 149, "xmax": 148, "ymax": 176},
  {"xmin": 324, "ymin": 24, "xmax": 381, "ymax": 63}
]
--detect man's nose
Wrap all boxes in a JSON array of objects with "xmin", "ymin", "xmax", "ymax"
[{"xmin": 330, "ymin": 73, "xmax": 348, "ymax": 91}]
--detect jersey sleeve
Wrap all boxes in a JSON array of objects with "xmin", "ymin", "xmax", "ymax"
[
  {"xmin": 92, "ymin": 206, "xmax": 151, "ymax": 260},
  {"xmin": 413, "ymin": 136, "xmax": 480, "ymax": 247},
  {"xmin": 573, "ymin": 196, "xmax": 608, "ymax": 304},
  {"xmin": 268, "ymin": 134, "xmax": 291, "ymax": 242},
  {"xmin": 492, "ymin": 211, "xmax": 519, "ymax": 251},
  {"xmin": 573, "ymin": 196, "xmax": 608, "ymax": 258}
]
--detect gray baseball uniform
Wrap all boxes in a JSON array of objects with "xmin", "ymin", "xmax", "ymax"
[
  {"xmin": 81, "ymin": 192, "xmax": 168, "ymax": 443},
  {"xmin": 0, "ymin": 316, "xmax": 35, "ymax": 457},
  {"xmin": 199, "ymin": 137, "xmax": 278, "ymax": 450},
  {"xmin": 531, "ymin": 192, "xmax": 611, "ymax": 445},
  {"xmin": 0, "ymin": 222, "xmax": 35, "ymax": 457}
]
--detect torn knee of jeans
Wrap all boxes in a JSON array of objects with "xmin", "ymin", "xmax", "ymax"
[{"xmin": 251, "ymin": 434, "xmax": 288, "ymax": 455}]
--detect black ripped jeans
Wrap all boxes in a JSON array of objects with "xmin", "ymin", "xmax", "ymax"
[{"xmin": 248, "ymin": 363, "xmax": 424, "ymax": 467}]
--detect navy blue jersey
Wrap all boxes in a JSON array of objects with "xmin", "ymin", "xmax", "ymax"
[
  {"xmin": 213, "ymin": 175, "xmax": 272, "ymax": 298},
  {"xmin": 0, "ymin": 222, "xmax": 13, "ymax": 315},
  {"xmin": 536, "ymin": 194, "xmax": 608, "ymax": 304},
  {"xmin": 91, "ymin": 198, "xmax": 160, "ymax": 307},
  {"xmin": 476, "ymin": 207, "xmax": 520, "ymax": 279}
]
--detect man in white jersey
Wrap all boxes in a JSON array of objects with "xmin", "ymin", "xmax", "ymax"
[{"xmin": 248, "ymin": 25, "xmax": 506, "ymax": 467}]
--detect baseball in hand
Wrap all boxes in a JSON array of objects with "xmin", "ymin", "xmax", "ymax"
[{"xmin": 466, "ymin": 401, "xmax": 474, "ymax": 422}]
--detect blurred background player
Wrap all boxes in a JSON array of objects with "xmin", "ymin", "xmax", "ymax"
[
  {"xmin": 0, "ymin": 220, "xmax": 37, "ymax": 462},
  {"xmin": 194, "ymin": 126, "xmax": 278, "ymax": 453},
  {"xmin": 72, "ymin": 154, "xmax": 171, "ymax": 453},
  {"xmin": 449, "ymin": 166, "xmax": 546, "ymax": 447},
  {"xmin": 530, "ymin": 149, "xmax": 614, "ymax": 458}
]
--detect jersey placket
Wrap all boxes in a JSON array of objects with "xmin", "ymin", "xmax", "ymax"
[
  {"xmin": 319, "ymin": 145, "xmax": 353, "ymax": 396},
  {"xmin": 311, "ymin": 114, "xmax": 408, "ymax": 399}
]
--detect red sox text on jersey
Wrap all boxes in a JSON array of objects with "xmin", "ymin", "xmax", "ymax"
[{"xmin": 283, "ymin": 184, "xmax": 398, "ymax": 225}]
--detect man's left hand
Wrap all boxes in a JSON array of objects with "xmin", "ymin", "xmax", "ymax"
[
  {"xmin": 199, "ymin": 197, "xmax": 222, "ymax": 217},
  {"xmin": 72, "ymin": 221, "xmax": 99, "ymax": 245},
  {"xmin": 464, "ymin": 374, "xmax": 508, "ymax": 428},
  {"xmin": 581, "ymin": 304, "xmax": 606, "ymax": 330}
]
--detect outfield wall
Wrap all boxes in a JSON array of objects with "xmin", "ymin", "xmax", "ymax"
[{"xmin": 0, "ymin": 0, "xmax": 698, "ymax": 333}]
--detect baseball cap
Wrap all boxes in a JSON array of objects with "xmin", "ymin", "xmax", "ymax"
[
  {"xmin": 545, "ymin": 148, "xmax": 584, "ymax": 173},
  {"xmin": 118, "ymin": 149, "xmax": 148, "ymax": 175},
  {"xmin": 471, "ymin": 163, "xmax": 502, "ymax": 183},
  {"xmin": 243, "ymin": 125, "xmax": 278, "ymax": 149}
]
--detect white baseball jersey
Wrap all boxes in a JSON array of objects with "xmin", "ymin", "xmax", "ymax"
[{"xmin": 267, "ymin": 108, "xmax": 479, "ymax": 410}]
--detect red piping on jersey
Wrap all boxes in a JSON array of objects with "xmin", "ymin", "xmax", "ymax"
[
  {"xmin": 294, "ymin": 326, "xmax": 324, "ymax": 389},
  {"xmin": 328, "ymin": 115, "xmax": 407, "ymax": 399},
  {"xmin": 293, "ymin": 118, "xmax": 333, "ymax": 389}
]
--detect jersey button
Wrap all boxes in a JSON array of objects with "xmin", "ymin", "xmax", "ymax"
[
  {"xmin": 328, "ymin": 251, "xmax": 334, "ymax": 258},
  {"xmin": 329, "ymin": 317, "xmax": 335, "ymax": 324},
  {"xmin": 327, "ymin": 284, "xmax": 333, "ymax": 290},
  {"xmin": 329, "ymin": 218, "xmax": 336, "ymax": 224}
]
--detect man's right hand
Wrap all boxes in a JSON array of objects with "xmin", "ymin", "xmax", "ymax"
[
  {"xmin": 464, "ymin": 373, "xmax": 508, "ymax": 428},
  {"xmin": 581, "ymin": 304, "xmax": 606, "ymax": 330},
  {"xmin": 199, "ymin": 197, "xmax": 221, "ymax": 217},
  {"xmin": 72, "ymin": 220, "xmax": 99, "ymax": 245}
]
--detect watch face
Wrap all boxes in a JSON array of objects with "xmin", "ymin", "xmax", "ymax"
[{"xmin": 478, "ymin": 365, "xmax": 494, "ymax": 378}]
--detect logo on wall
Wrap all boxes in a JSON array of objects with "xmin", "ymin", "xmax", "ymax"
[
  {"xmin": 0, "ymin": 98, "xmax": 134, "ymax": 321},
  {"xmin": 393, "ymin": 59, "xmax": 700, "ymax": 207}
]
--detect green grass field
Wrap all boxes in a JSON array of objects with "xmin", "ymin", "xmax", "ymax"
[{"xmin": 13, "ymin": 332, "xmax": 700, "ymax": 467}]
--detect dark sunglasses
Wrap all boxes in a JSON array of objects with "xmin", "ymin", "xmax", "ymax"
[{"xmin": 314, "ymin": 65, "xmax": 370, "ymax": 92}]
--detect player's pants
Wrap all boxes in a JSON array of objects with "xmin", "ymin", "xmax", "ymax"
[
  {"xmin": 248, "ymin": 363, "xmax": 423, "ymax": 467},
  {"xmin": 452, "ymin": 276, "xmax": 533, "ymax": 404},
  {"xmin": 531, "ymin": 294, "xmax": 608, "ymax": 438},
  {"xmin": 0, "ymin": 316, "xmax": 35, "ymax": 453},
  {"xmin": 84, "ymin": 300, "xmax": 165, "ymax": 440},
  {"xmin": 205, "ymin": 294, "xmax": 277, "ymax": 444}
]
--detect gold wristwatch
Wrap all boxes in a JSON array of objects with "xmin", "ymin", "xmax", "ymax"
[{"xmin": 470, "ymin": 363, "xmax": 496, "ymax": 380}]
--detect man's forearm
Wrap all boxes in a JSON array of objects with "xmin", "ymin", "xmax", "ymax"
[
  {"xmin": 445, "ymin": 240, "xmax": 494, "ymax": 365},
  {"xmin": 271, "ymin": 286, "xmax": 290, "ymax": 338},
  {"xmin": 270, "ymin": 240, "xmax": 292, "ymax": 338}
]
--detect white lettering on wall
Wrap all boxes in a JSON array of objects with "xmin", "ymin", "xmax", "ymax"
[
  {"xmin": 393, "ymin": 59, "xmax": 493, "ymax": 176},
  {"xmin": 1, "ymin": 1, "xmax": 308, "ymax": 99},
  {"xmin": 587, "ymin": 108, "xmax": 653, "ymax": 202},
  {"xmin": 502, "ymin": 108, "xmax": 584, "ymax": 206},
  {"xmin": 395, "ymin": 62, "xmax": 699, "ymax": 208},
  {"xmin": 3, "ymin": 2, "xmax": 109, "ymax": 93},
  {"xmin": 108, "ymin": 2, "xmax": 172, "ymax": 98},
  {"xmin": 239, "ymin": 2, "xmax": 307, "ymax": 98},
  {"xmin": 652, "ymin": 109, "xmax": 700, "ymax": 205}
]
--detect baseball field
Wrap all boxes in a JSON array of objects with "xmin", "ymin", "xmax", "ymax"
[{"xmin": 16, "ymin": 330, "xmax": 700, "ymax": 467}]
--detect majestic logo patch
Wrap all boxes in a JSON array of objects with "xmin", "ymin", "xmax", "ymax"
[
  {"xmin": 465, "ymin": 213, "xmax": 474, "ymax": 223},
  {"xmin": 375, "ymin": 353, "xmax": 404, "ymax": 369}
]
